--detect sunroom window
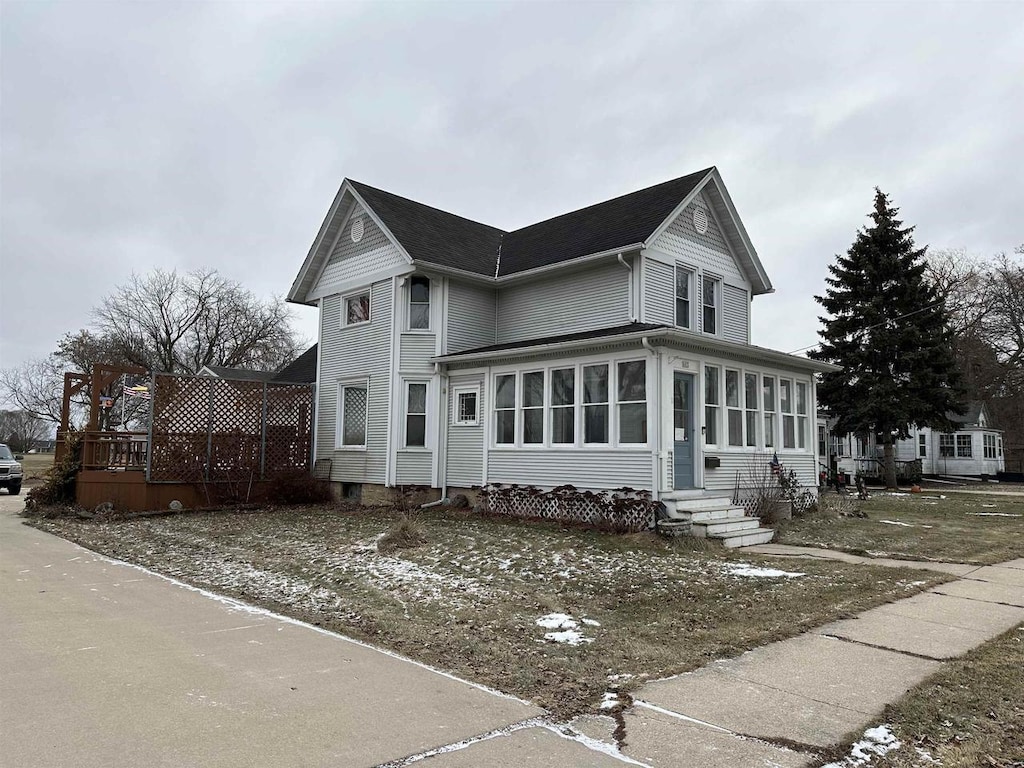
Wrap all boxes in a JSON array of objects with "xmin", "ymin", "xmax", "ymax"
[
  {"xmin": 522, "ymin": 371, "xmax": 545, "ymax": 444},
  {"xmin": 956, "ymin": 434, "xmax": 972, "ymax": 458},
  {"xmin": 796, "ymin": 382, "xmax": 808, "ymax": 450},
  {"xmin": 726, "ymin": 369, "xmax": 742, "ymax": 446},
  {"xmin": 704, "ymin": 365, "xmax": 720, "ymax": 445},
  {"xmin": 763, "ymin": 376, "xmax": 776, "ymax": 449},
  {"xmin": 550, "ymin": 368, "xmax": 575, "ymax": 444},
  {"xmin": 781, "ymin": 379, "xmax": 795, "ymax": 449},
  {"xmin": 583, "ymin": 364, "xmax": 609, "ymax": 444},
  {"xmin": 744, "ymin": 372, "xmax": 758, "ymax": 447},
  {"xmin": 495, "ymin": 374, "xmax": 516, "ymax": 444},
  {"xmin": 940, "ymin": 433, "xmax": 954, "ymax": 457},
  {"xmin": 617, "ymin": 361, "xmax": 647, "ymax": 444}
]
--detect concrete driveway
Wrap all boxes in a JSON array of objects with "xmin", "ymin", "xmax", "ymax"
[{"xmin": 0, "ymin": 492, "xmax": 624, "ymax": 767}]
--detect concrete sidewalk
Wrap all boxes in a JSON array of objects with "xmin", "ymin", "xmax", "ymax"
[
  {"xmin": 612, "ymin": 556, "xmax": 1024, "ymax": 766},
  {"xmin": 0, "ymin": 494, "xmax": 622, "ymax": 767}
]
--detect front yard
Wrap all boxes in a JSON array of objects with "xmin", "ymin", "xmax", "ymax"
[
  {"xmin": 30, "ymin": 504, "xmax": 947, "ymax": 718},
  {"xmin": 776, "ymin": 490, "xmax": 1024, "ymax": 565}
]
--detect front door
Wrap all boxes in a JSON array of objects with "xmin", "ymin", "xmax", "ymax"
[{"xmin": 673, "ymin": 372, "xmax": 696, "ymax": 489}]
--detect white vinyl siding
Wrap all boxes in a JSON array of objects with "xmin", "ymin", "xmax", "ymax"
[
  {"xmin": 446, "ymin": 374, "xmax": 486, "ymax": 488},
  {"xmin": 496, "ymin": 261, "xmax": 630, "ymax": 344},
  {"xmin": 643, "ymin": 259, "xmax": 675, "ymax": 325},
  {"xmin": 487, "ymin": 450, "xmax": 652, "ymax": 490},
  {"xmin": 722, "ymin": 284, "xmax": 749, "ymax": 344},
  {"xmin": 650, "ymin": 194, "xmax": 745, "ymax": 285},
  {"xmin": 310, "ymin": 204, "xmax": 407, "ymax": 301},
  {"xmin": 317, "ymin": 282, "xmax": 391, "ymax": 483},
  {"xmin": 704, "ymin": 452, "xmax": 818, "ymax": 492},
  {"xmin": 447, "ymin": 281, "xmax": 496, "ymax": 353},
  {"xmin": 395, "ymin": 451, "xmax": 432, "ymax": 485},
  {"xmin": 399, "ymin": 333, "xmax": 436, "ymax": 373}
]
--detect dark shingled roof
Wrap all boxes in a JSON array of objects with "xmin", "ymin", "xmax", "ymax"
[
  {"xmin": 948, "ymin": 401, "xmax": 985, "ymax": 426},
  {"xmin": 348, "ymin": 168, "xmax": 714, "ymax": 278},
  {"xmin": 439, "ymin": 323, "xmax": 668, "ymax": 358},
  {"xmin": 498, "ymin": 168, "xmax": 712, "ymax": 275},
  {"xmin": 203, "ymin": 366, "xmax": 277, "ymax": 383},
  {"xmin": 349, "ymin": 181, "xmax": 504, "ymax": 276},
  {"xmin": 274, "ymin": 345, "xmax": 318, "ymax": 384}
]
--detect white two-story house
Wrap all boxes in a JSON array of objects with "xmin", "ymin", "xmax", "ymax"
[{"xmin": 288, "ymin": 167, "xmax": 837, "ymax": 537}]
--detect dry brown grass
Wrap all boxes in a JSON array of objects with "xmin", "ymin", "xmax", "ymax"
[{"xmin": 31, "ymin": 504, "xmax": 951, "ymax": 719}]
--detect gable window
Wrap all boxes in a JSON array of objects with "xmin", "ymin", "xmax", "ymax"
[
  {"xmin": 762, "ymin": 376, "xmax": 776, "ymax": 449},
  {"xmin": 344, "ymin": 291, "xmax": 371, "ymax": 326},
  {"xmin": 675, "ymin": 266, "xmax": 693, "ymax": 329},
  {"xmin": 939, "ymin": 433, "xmax": 954, "ymax": 457},
  {"xmin": 550, "ymin": 368, "xmax": 575, "ymax": 444},
  {"xmin": 617, "ymin": 361, "xmax": 647, "ymax": 444},
  {"xmin": 522, "ymin": 371, "xmax": 545, "ymax": 444},
  {"xmin": 453, "ymin": 386, "xmax": 479, "ymax": 427},
  {"xmin": 796, "ymin": 382, "xmax": 808, "ymax": 450},
  {"xmin": 704, "ymin": 365, "xmax": 720, "ymax": 446},
  {"xmin": 409, "ymin": 275, "xmax": 430, "ymax": 330},
  {"xmin": 919, "ymin": 434, "xmax": 927, "ymax": 458},
  {"xmin": 956, "ymin": 434, "xmax": 972, "ymax": 458},
  {"xmin": 495, "ymin": 374, "xmax": 516, "ymax": 444},
  {"xmin": 702, "ymin": 276, "xmax": 719, "ymax": 335},
  {"xmin": 338, "ymin": 382, "xmax": 368, "ymax": 448},
  {"xmin": 405, "ymin": 382, "xmax": 427, "ymax": 447},
  {"xmin": 726, "ymin": 369, "xmax": 742, "ymax": 446},
  {"xmin": 583, "ymin": 364, "xmax": 609, "ymax": 444},
  {"xmin": 744, "ymin": 373, "xmax": 758, "ymax": 447}
]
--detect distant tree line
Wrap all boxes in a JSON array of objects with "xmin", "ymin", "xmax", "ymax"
[{"xmin": 0, "ymin": 268, "xmax": 303, "ymax": 429}]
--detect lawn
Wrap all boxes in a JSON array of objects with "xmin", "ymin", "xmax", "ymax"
[
  {"xmin": 776, "ymin": 490, "xmax": 1024, "ymax": 565},
  {"xmin": 18, "ymin": 452, "xmax": 54, "ymax": 483},
  {"xmin": 29, "ymin": 504, "xmax": 949, "ymax": 718},
  {"xmin": 821, "ymin": 623, "xmax": 1024, "ymax": 767}
]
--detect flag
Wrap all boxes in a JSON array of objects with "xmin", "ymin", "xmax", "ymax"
[
  {"xmin": 123, "ymin": 385, "xmax": 151, "ymax": 400},
  {"xmin": 770, "ymin": 453, "xmax": 781, "ymax": 475}
]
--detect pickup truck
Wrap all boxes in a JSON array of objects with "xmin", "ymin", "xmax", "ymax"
[{"xmin": 0, "ymin": 444, "xmax": 24, "ymax": 495}]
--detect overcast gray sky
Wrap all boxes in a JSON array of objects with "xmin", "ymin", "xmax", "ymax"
[{"xmin": 2, "ymin": 0, "xmax": 1022, "ymax": 374}]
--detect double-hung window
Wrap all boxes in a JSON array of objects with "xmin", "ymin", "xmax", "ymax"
[
  {"xmin": 725, "ymin": 369, "xmax": 742, "ymax": 446},
  {"xmin": 780, "ymin": 379, "xmax": 795, "ymax": 449},
  {"xmin": 744, "ymin": 373, "xmax": 758, "ymax": 447},
  {"xmin": 704, "ymin": 365, "xmax": 720, "ymax": 446},
  {"xmin": 939, "ymin": 433, "xmax": 954, "ymax": 457},
  {"xmin": 495, "ymin": 374, "xmax": 516, "ymax": 444},
  {"xmin": 522, "ymin": 371, "xmax": 545, "ymax": 444},
  {"xmin": 338, "ymin": 382, "xmax": 368, "ymax": 448},
  {"xmin": 550, "ymin": 368, "xmax": 575, "ymax": 444},
  {"xmin": 617, "ymin": 361, "xmax": 647, "ymax": 444},
  {"xmin": 344, "ymin": 291, "xmax": 370, "ymax": 326},
  {"xmin": 918, "ymin": 434, "xmax": 927, "ymax": 457},
  {"xmin": 405, "ymin": 382, "xmax": 427, "ymax": 447},
  {"xmin": 762, "ymin": 376, "xmax": 776, "ymax": 449},
  {"xmin": 675, "ymin": 266, "xmax": 693, "ymax": 329},
  {"xmin": 796, "ymin": 382, "xmax": 808, "ymax": 450},
  {"xmin": 409, "ymin": 276, "xmax": 430, "ymax": 330},
  {"xmin": 956, "ymin": 434, "xmax": 972, "ymax": 458},
  {"xmin": 583, "ymin": 364, "xmax": 609, "ymax": 444},
  {"xmin": 702, "ymin": 276, "xmax": 719, "ymax": 335},
  {"xmin": 984, "ymin": 434, "xmax": 997, "ymax": 459}
]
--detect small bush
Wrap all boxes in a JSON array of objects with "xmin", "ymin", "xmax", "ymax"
[
  {"xmin": 377, "ymin": 514, "xmax": 427, "ymax": 553},
  {"xmin": 265, "ymin": 470, "xmax": 332, "ymax": 505},
  {"xmin": 817, "ymin": 494, "xmax": 866, "ymax": 519},
  {"xmin": 23, "ymin": 432, "xmax": 83, "ymax": 516}
]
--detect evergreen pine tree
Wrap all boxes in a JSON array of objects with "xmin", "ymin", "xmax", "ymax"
[{"xmin": 811, "ymin": 189, "xmax": 963, "ymax": 488}]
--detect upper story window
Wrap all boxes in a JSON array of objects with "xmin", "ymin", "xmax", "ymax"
[
  {"xmin": 344, "ymin": 291, "xmax": 371, "ymax": 326},
  {"xmin": 675, "ymin": 266, "xmax": 693, "ymax": 329},
  {"xmin": 409, "ymin": 275, "xmax": 430, "ymax": 330},
  {"xmin": 702, "ymin": 276, "xmax": 719, "ymax": 335}
]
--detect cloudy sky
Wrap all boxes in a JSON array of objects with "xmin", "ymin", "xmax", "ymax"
[{"xmin": 2, "ymin": 0, "xmax": 1022, "ymax": 374}]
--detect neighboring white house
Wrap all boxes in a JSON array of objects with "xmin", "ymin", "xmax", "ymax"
[
  {"xmin": 287, "ymin": 167, "xmax": 837, "ymax": 541},
  {"xmin": 819, "ymin": 402, "xmax": 1006, "ymax": 481}
]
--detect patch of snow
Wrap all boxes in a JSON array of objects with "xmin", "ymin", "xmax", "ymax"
[
  {"xmin": 599, "ymin": 692, "xmax": 620, "ymax": 709},
  {"xmin": 883, "ymin": 492, "xmax": 910, "ymax": 497},
  {"xmin": 727, "ymin": 563, "xmax": 805, "ymax": 579},
  {"xmin": 536, "ymin": 613, "xmax": 578, "ymax": 630},
  {"xmin": 544, "ymin": 629, "xmax": 593, "ymax": 646},
  {"xmin": 821, "ymin": 724, "xmax": 901, "ymax": 768},
  {"xmin": 969, "ymin": 512, "xmax": 1022, "ymax": 517},
  {"xmin": 879, "ymin": 520, "xmax": 914, "ymax": 527},
  {"xmin": 981, "ymin": 504, "xmax": 997, "ymax": 508},
  {"xmin": 581, "ymin": 618, "xmax": 601, "ymax": 627},
  {"xmin": 607, "ymin": 673, "xmax": 633, "ymax": 682}
]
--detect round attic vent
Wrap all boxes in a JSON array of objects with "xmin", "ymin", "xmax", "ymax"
[
  {"xmin": 693, "ymin": 207, "xmax": 709, "ymax": 234},
  {"xmin": 350, "ymin": 216, "xmax": 364, "ymax": 243}
]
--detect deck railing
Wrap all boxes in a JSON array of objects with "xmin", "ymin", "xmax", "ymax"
[{"xmin": 81, "ymin": 431, "xmax": 149, "ymax": 471}]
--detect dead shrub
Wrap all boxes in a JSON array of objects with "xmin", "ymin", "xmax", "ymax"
[
  {"xmin": 377, "ymin": 514, "xmax": 427, "ymax": 553},
  {"xmin": 816, "ymin": 494, "xmax": 867, "ymax": 519},
  {"xmin": 23, "ymin": 432, "xmax": 83, "ymax": 517},
  {"xmin": 265, "ymin": 470, "xmax": 332, "ymax": 506}
]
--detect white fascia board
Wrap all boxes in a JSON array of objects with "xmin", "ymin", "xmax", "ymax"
[
  {"xmin": 706, "ymin": 169, "xmax": 773, "ymax": 295},
  {"xmin": 288, "ymin": 180, "xmax": 350, "ymax": 305},
  {"xmin": 433, "ymin": 328, "xmax": 841, "ymax": 374}
]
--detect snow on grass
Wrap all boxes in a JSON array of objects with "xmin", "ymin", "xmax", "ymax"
[
  {"xmin": 726, "ymin": 563, "xmax": 805, "ymax": 578},
  {"xmin": 969, "ymin": 512, "xmax": 1022, "ymax": 517},
  {"xmin": 535, "ymin": 613, "xmax": 594, "ymax": 645},
  {"xmin": 536, "ymin": 613, "xmax": 577, "ymax": 630},
  {"xmin": 599, "ymin": 692, "xmax": 620, "ymax": 710},
  {"xmin": 879, "ymin": 520, "xmax": 932, "ymax": 528},
  {"xmin": 821, "ymin": 724, "xmax": 901, "ymax": 767}
]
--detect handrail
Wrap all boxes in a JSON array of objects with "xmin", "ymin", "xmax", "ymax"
[{"xmin": 81, "ymin": 431, "xmax": 149, "ymax": 471}]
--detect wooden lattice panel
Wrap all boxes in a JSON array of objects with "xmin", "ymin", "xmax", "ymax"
[
  {"xmin": 148, "ymin": 374, "xmax": 314, "ymax": 483},
  {"xmin": 485, "ymin": 485, "xmax": 655, "ymax": 533}
]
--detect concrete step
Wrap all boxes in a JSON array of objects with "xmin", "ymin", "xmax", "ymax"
[
  {"xmin": 668, "ymin": 496, "xmax": 736, "ymax": 512},
  {"xmin": 688, "ymin": 507, "xmax": 748, "ymax": 522},
  {"xmin": 691, "ymin": 517, "xmax": 762, "ymax": 538},
  {"xmin": 714, "ymin": 527, "xmax": 776, "ymax": 548}
]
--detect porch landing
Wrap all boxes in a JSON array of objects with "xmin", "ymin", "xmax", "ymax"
[{"xmin": 661, "ymin": 494, "xmax": 774, "ymax": 548}]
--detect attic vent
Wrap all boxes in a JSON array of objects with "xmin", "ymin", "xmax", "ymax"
[
  {"xmin": 693, "ymin": 207, "xmax": 709, "ymax": 234},
  {"xmin": 350, "ymin": 216, "xmax": 364, "ymax": 243}
]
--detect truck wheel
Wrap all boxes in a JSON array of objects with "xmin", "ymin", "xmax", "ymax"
[{"xmin": 8, "ymin": 482, "xmax": 21, "ymax": 496}]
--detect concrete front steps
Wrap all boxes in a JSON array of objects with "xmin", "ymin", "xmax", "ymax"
[{"xmin": 662, "ymin": 495, "xmax": 774, "ymax": 548}]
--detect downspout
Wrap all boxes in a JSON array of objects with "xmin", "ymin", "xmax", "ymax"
[
  {"xmin": 434, "ymin": 361, "xmax": 448, "ymax": 501},
  {"xmin": 618, "ymin": 253, "xmax": 636, "ymax": 322},
  {"xmin": 641, "ymin": 336, "xmax": 662, "ymax": 502}
]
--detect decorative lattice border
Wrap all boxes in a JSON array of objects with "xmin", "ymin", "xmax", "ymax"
[{"xmin": 480, "ymin": 484, "xmax": 658, "ymax": 533}]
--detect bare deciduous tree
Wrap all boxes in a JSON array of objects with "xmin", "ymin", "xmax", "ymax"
[
  {"xmin": 0, "ymin": 358, "xmax": 66, "ymax": 424},
  {"xmin": 0, "ymin": 410, "xmax": 52, "ymax": 452},
  {"xmin": 93, "ymin": 268, "xmax": 300, "ymax": 374}
]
